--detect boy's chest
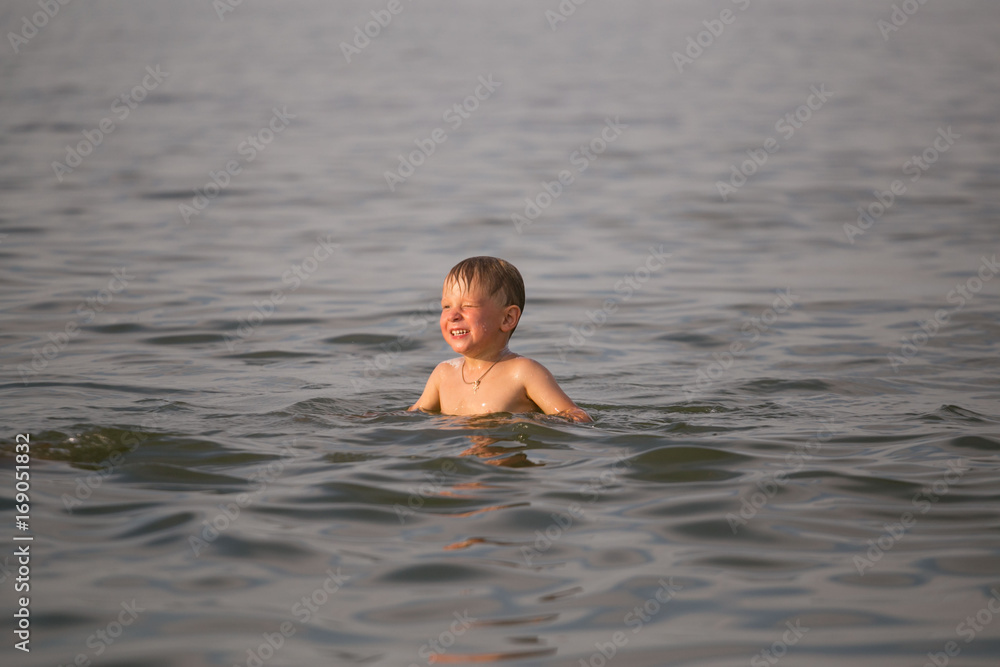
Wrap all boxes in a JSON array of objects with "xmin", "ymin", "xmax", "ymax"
[{"xmin": 439, "ymin": 370, "xmax": 536, "ymax": 415}]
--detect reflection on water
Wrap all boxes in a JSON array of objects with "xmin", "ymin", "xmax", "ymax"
[
  {"xmin": 2, "ymin": 0, "xmax": 1000, "ymax": 665},
  {"xmin": 460, "ymin": 433, "xmax": 543, "ymax": 468}
]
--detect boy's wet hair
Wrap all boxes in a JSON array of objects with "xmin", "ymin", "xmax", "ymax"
[{"xmin": 446, "ymin": 256, "xmax": 525, "ymax": 335}]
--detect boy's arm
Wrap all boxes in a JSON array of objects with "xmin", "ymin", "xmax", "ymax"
[
  {"xmin": 521, "ymin": 359, "xmax": 592, "ymax": 423},
  {"xmin": 408, "ymin": 364, "xmax": 443, "ymax": 413}
]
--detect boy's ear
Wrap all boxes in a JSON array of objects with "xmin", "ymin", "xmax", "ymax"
[{"xmin": 501, "ymin": 305, "xmax": 521, "ymax": 332}]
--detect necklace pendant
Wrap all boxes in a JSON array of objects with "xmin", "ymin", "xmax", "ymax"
[{"xmin": 473, "ymin": 380, "xmax": 480, "ymax": 393}]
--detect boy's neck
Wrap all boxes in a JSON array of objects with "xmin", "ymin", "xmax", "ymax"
[{"xmin": 463, "ymin": 345, "xmax": 513, "ymax": 370}]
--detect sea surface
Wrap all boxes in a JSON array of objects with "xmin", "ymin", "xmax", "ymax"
[{"xmin": 2, "ymin": 1, "xmax": 999, "ymax": 665}]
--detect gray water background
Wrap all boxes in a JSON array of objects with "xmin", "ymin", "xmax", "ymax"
[{"xmin": 1, "ymin": 0, "xmax": 1000, "ymax": 665}]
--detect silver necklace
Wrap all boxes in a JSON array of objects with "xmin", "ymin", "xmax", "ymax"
[{"xmin": 461, "ymin": 353, "xmax": 508, "ymax": 393}]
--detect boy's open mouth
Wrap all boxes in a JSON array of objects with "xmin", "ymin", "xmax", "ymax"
[{"xmin": 450, "ymin": 329, "xmax": 470, "ymax": 337}]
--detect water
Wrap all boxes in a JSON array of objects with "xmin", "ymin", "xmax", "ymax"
[{"xmin": 2, "ymin": 0, "xmax": 1000, "ymax": 665}]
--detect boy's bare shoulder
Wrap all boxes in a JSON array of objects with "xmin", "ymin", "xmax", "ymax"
[
  {"xmin": 430, "ymin": 357, "xmax": 463, "ymax": 376},
  {"xmin": 507, "ymin": 355, "xmax": 555, "ymax": 376}
]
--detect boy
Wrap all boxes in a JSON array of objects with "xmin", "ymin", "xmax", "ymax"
[{"xmin": 409, "ymin": 256, "xmax": 591, "ymax": 423}]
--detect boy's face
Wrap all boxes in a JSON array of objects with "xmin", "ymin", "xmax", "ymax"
[{"xmin": 440, "ymin": 278, "xmax": 519, "ymax": 358}]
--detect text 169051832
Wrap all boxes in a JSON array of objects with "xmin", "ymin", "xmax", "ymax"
[{"xmin": 13, "ymin": 433, "xmax": 32, "ymax": 653}]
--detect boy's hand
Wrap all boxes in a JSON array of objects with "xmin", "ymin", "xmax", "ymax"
[{"xmin": 556, "ymin": 407, "xmax": 593, "ymax": 423}]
